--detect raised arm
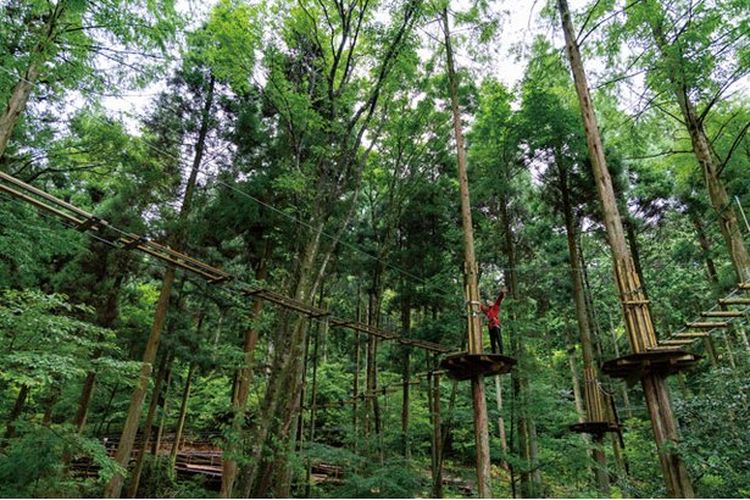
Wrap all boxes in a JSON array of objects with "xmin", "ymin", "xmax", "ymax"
[{"xmin": 495, "ymin": 288, "xmax": 508, "ymax": 307}]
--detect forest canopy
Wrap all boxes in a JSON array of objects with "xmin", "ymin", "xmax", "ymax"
[{"xmin": 0, "ymin": 0, "xmax": 749, "ymax": 498}]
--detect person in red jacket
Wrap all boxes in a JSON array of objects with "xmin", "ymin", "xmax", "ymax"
[{"xmin": 480, "ymin": 287, "xmax": 508, "ymax": 354}]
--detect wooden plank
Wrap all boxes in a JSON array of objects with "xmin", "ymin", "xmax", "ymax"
[
  {"xmin": 0, "ymin": 171, "xmax": 94, "ymax": 219},
  {"xmin": 672, "ymin": 332, "xmax": 709, "ymax": 338},
  {"xmin": 685, "ymin": 321, "xmax": 729, "ymax": 329},
  {"xmin": 719, "ymin": 297, "xmax": 750, "ymax": 305},
  {"xmin": 701, "ymin": 310, "xmax": 744, "ymax": 318},
  {"xmin": 0, "ymin": 183, "xmax": 85, "ymax": 226}
]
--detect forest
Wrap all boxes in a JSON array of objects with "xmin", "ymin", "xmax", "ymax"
[{"xmin": 0, "ymin": 0, "xmax": 749, "ymax": 498}]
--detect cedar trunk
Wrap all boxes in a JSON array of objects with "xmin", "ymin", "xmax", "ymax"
[
  {"xmin": 559, "ymin": 162, "xmax": 609, "ymax": 494},
  {"xmin": 557, "ymin": 0, "xmax": 694, "ymax": 496},
  {"xmin": 220, "ymin": 242, "xmax": 270, "ymax": 497},
  {"xmin": 104, "ymin": 76, "xmax": 215, "ymax": 498},
  {"xmin": 442, "ymin": 8, "xmax": 492, "ymax": 497}
]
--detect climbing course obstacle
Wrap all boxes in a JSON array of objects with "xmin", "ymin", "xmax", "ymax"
[{"xmin": 558, "ymin": 0, "xmax": 696, "ymax": 495}]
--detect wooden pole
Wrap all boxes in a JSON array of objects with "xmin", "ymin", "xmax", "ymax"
[
  {"xmin": 305, "ymin": 315, "xmax": 323, "ymax": 498},
  {"xmin": 126, "ymin": 354, "xmax": 170, "ymax": 498},
  {"xmin": 441, "ymin": 8, "xmax": 492, "ymax": 497},
  {"xmin": 429, "ymin": 371, "xmax": 444, "ymax": 498},
  {"xmin": 557, "ymin": 1, "xmax": 694, "ymax": 496},
  {"xmin": 353, "ymin": 286, "xmax": 361, "ymax": 455},
  {"xmin": 170, "ymin": 362, "xmax": 195, "ymax": 466},
  {"xmin": 104, "ymin": 75, "xmax": 216, "ymax": 499}
]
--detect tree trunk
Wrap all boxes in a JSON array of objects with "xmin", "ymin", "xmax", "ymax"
[
  {"xmin": 239, "ymin": 223, "xmax": 326, "ymax": 497},
  {"xmin": 647, "ymin": 12, "xmax": 750, "ymax": 284},
  {"xmin": 608, "ymin": 314, "xmax": 632, "ymax": 418},
  {"xmin": 559, "ymin": 161, "xmax": 609, "ymax": 494},
  {"xmin": 74, "ymin": 371, "xmax": 97, "ymax": 433},
  {"xmin": 689, "ymin": 213, "xmax": 723, "ymax": 365},
  {"xmin": 494, "ymin": 375, "xmax": 509, "ymax": 469},
  {"xmin": 442, "ymin": 8, "xmax": 492, "ymax": 497},
  {"xmin": 558, "ymin": 0, "xmax": 694, "ymax": 495},
  {"xmin": 170, "ymin": 363, "xmax": 195, "ymax": 466},
  {"xmin": 429, "ymin": 371, "xmax": 443, "ymax": 498},
  {"xmin": 4, "ymin": 384, "xmax": 29, "ymax": 439},
  {"xmin": 566, "ymin": 334, "xmax": 586, "ymax": 424},
  {"xmin": 401, "ymin": 295, "xmax": 411, "ymax": 458},
  {"xmin": 304, "ymin": 315, "xmax": 323, "ymax": 497},
  {"xmin": 352, "ymin": 287, "xmax": 362, "ymax": 455},
  {"xmin": 220, "ymin": 241, "xmax": 270, "ymax": 497},
  {"xmin": 691, "ymin": 213, "xmax": 720, "ymax": 286},
  {"xmin": 104, "ymin": 75, "xmax": 215, "ymax": 498},
  {"xmin": 499, "ymin": 191, "xmax": 541, "ymax": 497},
  {"xmin": 74, "ymin": 273, "xmax": 126, "ymax": 434},
  {"xmin": 0, "ymin": 2, "xmax": 66, "ymax": 163},
  {"xmin": 126, "ymin": 354, "xmax": 170, "ymax": 498},
  {"xmin": 152, "ymin": 365, "xmax": 173, "ymax": 456}
]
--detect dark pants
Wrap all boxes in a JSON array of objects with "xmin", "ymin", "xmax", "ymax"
[{"xmin": 489, "ymin": 325, "xmax": 502, "ymax": 354}]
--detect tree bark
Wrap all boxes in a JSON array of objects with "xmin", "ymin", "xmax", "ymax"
[
  {"xmin": 103, "ymin": 75, "xmax": 215, "ymax": 498},
  {"xmin": 557, "ymin": 0, "xmax": 694, "ymax": 496},
  {"xmin": 442, "ymin": 8, "xmax": 492, "ymax": 497},
  {"xmin": 126, "ymin": 354, "xmax": 170, "ymax": 498},
  {"xmin": 4, "ymin": 384, "xmax": 29, "ymax": 439},
  {"xmin": 0, "ymin": 2, "xmax": 66, "ymax": 163},
  {"xmin": 647, "ymin": 9, "xmax": 750, "ymax": 284},
  {"xmin": 170, "ymin": 363, "xmax": 195, "ymax": 466}
]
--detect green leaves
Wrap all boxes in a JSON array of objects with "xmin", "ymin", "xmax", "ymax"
[
  {"xmin": 186, "ymin": 0, "xmax": 261, "ymax": 94},
  {"xmin": 0, "ymin": 289, "xmax": 119, "ymax": 388}
]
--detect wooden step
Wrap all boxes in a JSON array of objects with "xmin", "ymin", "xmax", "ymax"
[
  {"xmin": 738, "ymin": 282, "xmax": 750, "ymax": 290},
  {"xmin": 719, "ymin": 297, "xmax": 750, "ymax": 306},
  {"xmin": 685, "ymin": 321, "xmax": 729, "ymax": 329},
  {"xmin": 701, "ymin": 310, "xmax": 744, "ymax": 318},
  {"xmin": 673, "ymin": 332, "xmax": 709, "ymax": 338},
  {"xmin": 659, "ymin": 339, "xmax": 695, "ymax": 346}
]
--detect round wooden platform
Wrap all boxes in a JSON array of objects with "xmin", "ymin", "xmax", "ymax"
[
  {"xmin": 601, "ymin": 349, "xmax": 700, "ymax": 383},
  {"xmin": 569, "ymin": 421, "xmax": 620, "ymax": 436},
  {"xmin": 439, "ymin": 352, "xmax": 516, "ymax": 381}
]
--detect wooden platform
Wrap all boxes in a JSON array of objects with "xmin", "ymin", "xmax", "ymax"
[
  {"xmin": 440, "ymin": 352, "xmax": 516, "ymax": 381},
  {"xmin": 569, "ymin": 421, "xmax": 620, "ymax": 436},
  {"xmin": 601, "ymin": 349, "xmax": 700, "ymax": 383}
]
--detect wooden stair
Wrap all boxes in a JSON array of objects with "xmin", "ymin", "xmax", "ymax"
[
  {"xmin": 648, "ymin": 283, "xmax": 750, "ymax": 355},
  {"xmin": 719, "ymin": 297, "xmax": 750, "ymax": 306},
  {"xmin": 672, "ymin": 332, "xmax": 709, "ymax": 338},
  {"xmin": 659, "ymin": 339, "xmax": 696, "ymax": 346},
  {"xmin": 685, "ymin": 321, "xmax": 729, "ymax": 329},
  {"xmin": 701, "ymin": 310, "xmax": 744, "ymax": 318}
]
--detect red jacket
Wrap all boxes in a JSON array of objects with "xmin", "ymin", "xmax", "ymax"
[{"xmin": 480, "ymin": 290, "xmax": 505, "ymax": 328}]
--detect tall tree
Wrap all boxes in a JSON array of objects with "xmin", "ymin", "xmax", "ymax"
[
  {"xmin": 0, "ymin": 0, "xmax": 178, "ymax": 164},
  {"xmin": 557, "ymin": 0, "xmax": 695, "ymax": 496}
]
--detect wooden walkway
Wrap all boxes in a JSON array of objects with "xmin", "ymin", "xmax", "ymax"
[{"xmin": 0, "ymin": 171, "xmax": 450, "ymax": 354}]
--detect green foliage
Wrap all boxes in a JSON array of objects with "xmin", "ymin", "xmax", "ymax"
[
  {"xmin": 0, "ymin": 423, "xmax": 122, "ymax": 497},
  {"xmin": 0, "ymin": 289, "xmax": 129, "ymax": 388},
  {"xmin": 333, "ymin": 456, "xmax": 425, "ymax": 498}
]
